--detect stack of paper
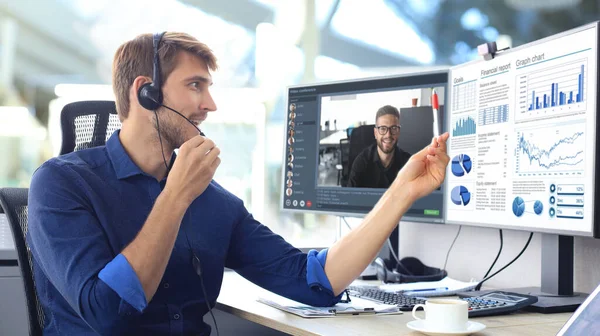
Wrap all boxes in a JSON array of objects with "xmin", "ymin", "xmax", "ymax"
[
  {"xmin": 257, "ymin": 292, "xmax": 401, "ymax": 318},
  {"xmin": 375, "ymin": 277, "xmax": 479, "ymax": 297}
]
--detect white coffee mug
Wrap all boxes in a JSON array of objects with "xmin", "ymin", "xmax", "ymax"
[{"xmin": 411, "ymin": 299, "xmax": 468, "ymax": 332}]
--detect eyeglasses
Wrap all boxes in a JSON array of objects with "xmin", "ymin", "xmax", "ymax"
[{"xmin": 375, "ymin": 125, "xmax": 401, "ymax": 135}]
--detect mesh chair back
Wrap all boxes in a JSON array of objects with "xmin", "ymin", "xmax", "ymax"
[
  {"xmin": 59, "ymin": 100, "xmax": 121, "ymax": 155},
  {"xmin": 0, "ymin": 188, "xmax": 43, "ymax": 336}
]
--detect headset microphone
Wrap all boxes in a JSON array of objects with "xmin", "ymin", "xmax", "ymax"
[{"xmin": 160, "ymin": 104, "xmax": 205, "ymax": 136}]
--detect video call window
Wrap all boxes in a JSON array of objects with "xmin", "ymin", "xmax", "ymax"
[
  {"xmin": 317, "ymin": 86, "xmax": 445, "ymax": 189},
  {"xmin": 283, "ymin": 71, "xmax": 447, "ymax": 221}
]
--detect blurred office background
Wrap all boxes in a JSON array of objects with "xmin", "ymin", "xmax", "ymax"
[{"xmin": 1, "ymin": 0, "xmax": 599, "ymax": 249}]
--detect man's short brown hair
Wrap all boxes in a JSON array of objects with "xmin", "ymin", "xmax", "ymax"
[
  {"xmin": 375, "ymin": 105, "xmax": 400, "ymax": 123},
  {"xmin": 112, "ymin": 32, "xmax": 218, "ymax": 119}
]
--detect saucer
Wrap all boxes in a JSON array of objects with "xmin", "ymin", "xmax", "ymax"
[{"xmin": 406, "ymin": 320, "xmax": 486, "ymax": 336}]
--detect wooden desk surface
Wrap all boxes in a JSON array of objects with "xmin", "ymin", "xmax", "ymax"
[{"xmin": 216, "ymin": 271, "xmax": 572, "ymax": 336}]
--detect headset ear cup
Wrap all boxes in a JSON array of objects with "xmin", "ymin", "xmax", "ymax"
[
  {"xmin": 374, "ymin": 257, "xmax": 388, "ymax": 283},
  {"xmin": 138, "ymin": 83, "xmax": 161, "ymax": 111}
]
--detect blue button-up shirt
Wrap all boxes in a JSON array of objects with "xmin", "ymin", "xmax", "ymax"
[{"xmin": 27, "ymin": 130, "xmax": 341, "ymax": 336}]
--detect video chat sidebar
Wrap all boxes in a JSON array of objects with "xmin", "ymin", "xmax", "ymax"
[{"xmin": 285, "ymin": 102, "xmax": 311, "ymax": 209}]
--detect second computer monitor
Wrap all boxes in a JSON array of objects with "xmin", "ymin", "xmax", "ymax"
[
  {"xmin": 444, "ymin": 21, "xmax": 599, "ymax": 238},
  {"xmin": 282, "ymin": 71, "xmax": 448, "ymax": 222}
]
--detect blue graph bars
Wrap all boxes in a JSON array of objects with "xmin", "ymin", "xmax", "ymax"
[
  {"xmin": 529, "ymin": 64, "xmax": 584, "ymax": 111},
  {"xmin": 453, "ymin": 116, "xmax": 477, "ymax": 137}
]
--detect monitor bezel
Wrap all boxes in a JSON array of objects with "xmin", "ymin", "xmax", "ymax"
[
  {"xmin": 443, "ymin": 21, "xmax": 600, "ymax": 238},
  {"xmin": 280, "ymin": 69, "xmax": 450, "ymax": 221},
  {"xmin": 556, "ymin": 279, "xmax": 600, "ymax": 335}
]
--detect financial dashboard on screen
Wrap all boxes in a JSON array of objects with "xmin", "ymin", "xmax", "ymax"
[{"xmin": 444, "ymin": 23, "xmax": 598, "ymax": 236}]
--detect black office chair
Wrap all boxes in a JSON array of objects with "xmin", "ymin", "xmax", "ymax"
[
  {"xmin": 59, "ymin": 100, "xmax": 121, "ymax": 155},
  {"xmin": 0, "ymin": 188, "xmax": 43, "ymax": 336},
  {"xmin": 347, "ymin": 124, "xmax": 376, "ymax": 174}
]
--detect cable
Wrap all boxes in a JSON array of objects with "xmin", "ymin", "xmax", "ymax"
[
  {"xmin": 156, "ymin": 111, "xmax": 219, "ymax": 336},
  {"xmin": 476, "ymin": 232, "xmax": 534, "ymax": 290},
  {"xmin": 186, "ymin": 230, "xmax": 220, "ymax": 336},
  {"xmin": 475, "ymin": 230, "xmax": 504, "ymax": 291},
  {"xmin": 154, "ymin": 110, "xmax": 170, "ymax": 172},
  {"xmin": 386, "ymin": 237, "xmax": 401, "ymax": 266},
  {"xmin": 341, "ymin": 217, "xmax": 409, "ymax": 275},
  {"xmin": 341, "ymin": 216, "xmax": 352, "ymax": 231},
  {"xmin": 443, "ymin": 225, "xmax": 462, "ymax": 271}
]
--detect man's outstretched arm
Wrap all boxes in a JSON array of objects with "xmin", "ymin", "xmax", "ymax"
[{"xmin": 325, "ymin": 133, "xmax": 450, "ymax": 295}]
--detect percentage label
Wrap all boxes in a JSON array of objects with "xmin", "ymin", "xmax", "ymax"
[
  {"xmin": 576, "ymin": 211, "xmax": 584, "ymax": 216},
  {"xmin": 577, "ymin": 187, "xmax": 584, "ymax": 192},
  {"xmin": 576, "ymin": 199, "xmax": 584, "ymax": 204}
]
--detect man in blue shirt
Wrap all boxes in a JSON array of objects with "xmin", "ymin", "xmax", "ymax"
[{"xmin": 27, "ymin": 32, "xmax": 450, "ymax": 335}]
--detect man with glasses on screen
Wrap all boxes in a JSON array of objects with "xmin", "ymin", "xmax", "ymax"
[{"xmin": 347, "ymin": 105, "xmax": 412, "ymax": 188}]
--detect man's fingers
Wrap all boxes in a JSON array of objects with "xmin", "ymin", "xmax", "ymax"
[
  {"xmin": 211, "ymin": 156, "xmax": 221, "ymax": 170},
  {"xmin": 426, "ymin": 154, "xmax": 447, "ymax": 171},
  {"xmin": 204, "ymin": 145, "xmax": 221, "ymax": 163},
  {"xmin": 196, "ymin": 138, "xmax": 216, "ymax": 156},
  {"xmin": 182, "ymin": 135, "xmax": 206, "ymax": 150},
  {"xmin": 436, "ymin": 132, "xmax": 449, "ymax": 152}
]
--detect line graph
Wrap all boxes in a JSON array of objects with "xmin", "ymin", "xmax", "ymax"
[{"xmin": 515, "ymin": 123, "xmax": 585, "ymax": 176}]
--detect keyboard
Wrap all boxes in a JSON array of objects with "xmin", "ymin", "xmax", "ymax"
[
  {"xmin": 347, "ymin": 286, "xmax": 426, "ymax": 311},
  {"xmin": 348, "ymin": 286, "xmax": 538, "ymax": 317}
]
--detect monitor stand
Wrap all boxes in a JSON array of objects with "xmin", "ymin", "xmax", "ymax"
[{"xmin": 458, "ymin": 234, "xmax": 588, "ymax": 313}]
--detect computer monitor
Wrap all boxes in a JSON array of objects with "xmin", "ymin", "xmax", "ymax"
[
  {"xmin": 445, "ymin": 21, "xmax": 599, "ymax": 237},
  {"xmin": 281, "ymin": 71, "xmax": 448, "ymax": 224},
  {"xmin": 446, "ymin": 21, "xmax": 599, "ymax": 312}
]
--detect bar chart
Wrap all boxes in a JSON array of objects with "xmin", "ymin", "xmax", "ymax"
[
  {"xmin": 452, "ymin": 115, "xmax": 477, "ymax": 137},
  {"xmin": 517, "ymin": 59, "xmax": 587, "ymax": 122}
]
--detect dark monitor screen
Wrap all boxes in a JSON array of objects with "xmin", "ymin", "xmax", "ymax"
[{"xmin": 281, "ymin": 71, "xmax": 448, "ymax": 222}]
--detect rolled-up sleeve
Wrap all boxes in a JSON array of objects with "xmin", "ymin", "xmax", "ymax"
[
  {"xmin": 306, "ymin": 249, "xmax": 336, "ymax": 292},
  {"xmin": 27, "ymin": 162, "xmax": 145, "ymax": 335},
  {"xmin": 225, "ymin": 204, "xmax": 343, "ymax": 307},
  {"xmin": 98, "ymin": 254, "xmax": 147, "ymax": 312}
]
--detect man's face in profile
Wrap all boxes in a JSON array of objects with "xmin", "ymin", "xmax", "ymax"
[
  {"xmin": 374, "ymin": 114, "xmax": 400, "ymax": 154},
  {"xmin": 157, "ymin": 52, "xmax": 215, "ymax": 148}
]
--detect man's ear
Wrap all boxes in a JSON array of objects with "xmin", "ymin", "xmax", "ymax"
[
  {"xmin": 129, "ymin": 76, "xmax": 152, "ymax": 108},
  {"xmin": 132, "ymin": 76, "xmax": 152, "ymax": 95}
]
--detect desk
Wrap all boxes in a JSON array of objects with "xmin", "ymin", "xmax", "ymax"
[{"xmin": 216, "ymin": 272, "xmax": 572, "ymax": 336}]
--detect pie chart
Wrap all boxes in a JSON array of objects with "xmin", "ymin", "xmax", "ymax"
[
  {"xmin": 451, "ymin": 154, "xmax": 472, "ymax": 177},
  {"xmin": 513, "ymin": 197, "xmax": 525, "ymax": 217},
  {"xmin": 534, "ymin": 201, "xmax": 544, "ymax": 215},
  {"xmin": 451, "ymin": 186, "xmax": 471, "ymax": 206}
]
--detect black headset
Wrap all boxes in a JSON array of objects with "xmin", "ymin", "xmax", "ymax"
[
  {"xmin": 374, "ymin": 256, "xmax": 447, "ymax": 284},
  {"xmin": 137, "ymin": 32, "xmax": 166, "ymax": 111}
]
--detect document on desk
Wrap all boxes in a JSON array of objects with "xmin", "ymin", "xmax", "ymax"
[
  {"xmin": 376, "ymin": 277, "xmax": 479, "ymax": 297},
  {"xmin": 257, "ymin": 293, "xmax": 401, "ymax": 318}
]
